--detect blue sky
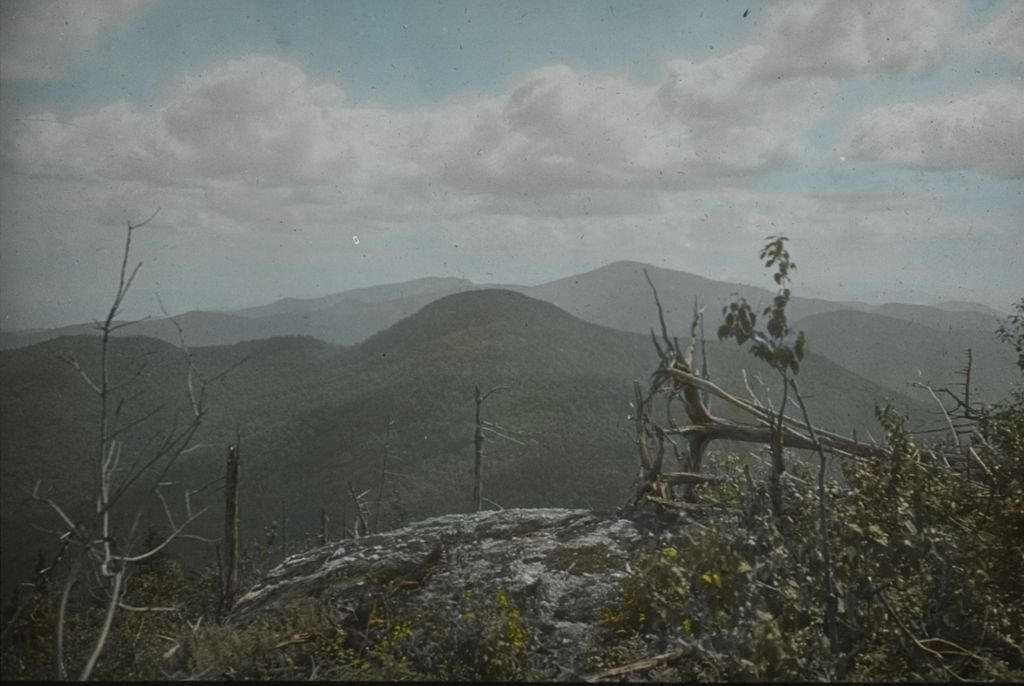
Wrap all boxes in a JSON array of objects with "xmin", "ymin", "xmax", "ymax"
[{"xmin": 1, "ymin": 0, "xmax": 1022, "ymax": 329}]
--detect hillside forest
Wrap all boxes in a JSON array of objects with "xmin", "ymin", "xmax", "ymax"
[{"xmin": 0, "ymin": 227, "xmax": 1021, "ymax": 682}]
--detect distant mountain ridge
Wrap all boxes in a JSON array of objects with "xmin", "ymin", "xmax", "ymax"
[
  {"xmin": 1, "ymin": 289, "xmax": 937, "ymax": 593},
  {"xmin": 3, "ymin": 260, "xmax": 1016, "ymax": 412},
  {"xmin": 3, "ymin": 260, "xmax": 1005, "ymax": 350},
  {"xmin": 796, "ymin": 309, "xmax": 1017, "ymax": 404},
  {"xmin": 931, "ymin": 300, "xmax": 1009, "ymax": 317},
  {"xmin": 229, "ymin": 276, "xmax": 475, "ymax": 319}
]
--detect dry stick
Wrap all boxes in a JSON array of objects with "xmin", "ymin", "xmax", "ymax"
[
  {"xmin": 347, "ymin": 482, "xmax": 369, "ymax": 538},
  {"xmin": 643, "ymin": 268, "xmax": 674, "ymax": 354},
  {"xmin": 117, "ymin": 601, "xmax": 179, "ymax": 613},
  {"xmin": 222, "ymin": 441, "xmax": 241, "ymax": 613},
  {"xmin": 790, "ymin": 377, "xmax": 839, "ymax": 655},
  {"xmin": 662, "ymin": 367, "xmax": 889, "ymax": 459},
  {"xmin": 919, "ymin": 637, "xmax": 989, "ymax": 664},
  {"xmin": 280, "ymin": 501, "xmax": 288, "ymax": 558},
  {"xmin": 584, "ymin": 643, "xmax": 726, "ymax": 683},
  {"xmin": 768, "ymin": 370, "xmax": 790, "ymax": 518},
  {"xmin": 643, "ymin": 495, "xmax": 706, "ymax": 511},
  {"xmin": 916, "ymin": 381, "xmax": 996, "ymax": 483},
  {"xmin": 878, "ymin": 591, "xmax": 945, "ymax": 662},
  {"xmin": 584, "ymin": 649, "xmax": 684, "ymax": 682},
  {"xmin": 741, "ymin": 369, "xmax": 765, "ymax": 409},
  {"xmin": 94, "ymin": 209, "xmax": 158, "ymax": 507},
  {"xmin": 319, "ymin": 508, "xmax": 329, "ymax": 546},
  {"xmin": 662, "ymin": 471, "xmax": 722, "ymax": 485},
  {"xmin": 55, "ymin": 557, "xmax": 81, "ymax": 681},
  {"xmin": 697, "ymin": 297, "xmax": 711, "ymax": 410},
  {"xmin": 373, "ymin": 416, "xmax": 394, "ymax": 533},
  {"xmin": 914, "ymin": 381, "xmax": 957, "ymax": 468},
  {"xmin": 79, "ymin": 569, "xmax": 124, "ymax": 681},
  {"xmin": 474, "ymin": 385, "xmax": 509, "ymax": 512},
  {"xmin": 634, "ymin": 382, "xmax": 653, "ymax": 473},
  {"xmin": 481, "ymin": 496, "xmax": 504, "ymax": 511}
]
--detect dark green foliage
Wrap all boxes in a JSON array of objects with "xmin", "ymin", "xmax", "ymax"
[
  {"xmin": 796, "ymin": 309, "xmax": 1018, "ymax": 403},
  {"xmin": 996, "ymin": 297, "xmax": 1024, "ymax": 372},
  {"xmin": 587, "ymin": 391, "xmax": 1024, "ymax": 681},
  {"xmin": 7, "ymin": 263, "xmax": 1017, "ymax": 680},
  {"xmin": 1, "ymin": 558, "xmax": 219, "ymax": 680},
  {"xmin": 718, "ymin": 235, "xmax": 806, "ymax": 374},
  {"xmin": 2, "ymin": 290, "xmax": 927, "ymax": 596}
]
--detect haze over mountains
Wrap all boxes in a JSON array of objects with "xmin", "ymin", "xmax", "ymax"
[
  {"xmin": 1, "ymin": 260, "xmax": 1016, "ymax": 593},
  {"xmin": 1, "ymin": 260, "xmax": 1013, "ymax": 404},
  {"xmin": 2, "ymin": 286, "xmax": 949, "ymax": 594}
]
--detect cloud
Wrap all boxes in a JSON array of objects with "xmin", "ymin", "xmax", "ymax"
[
  {"xmin": 756, "ymin": 0, "xmax": 954, "ymax": 79},
  {"xmin": 4, "ymin": 51, "xmax": 839, "ymax": 229},
  {"xmin": 0, "ymin": 0, "xmax": 982, "ymax": 235},
  {"xmin": 975, "ymin": 3, "xmax": 1024, "ymax": 60},
  {"xmin": 657, "ymin": 47, "xmax": 833, "ymax": 173},
  {"xmin": 847, "ymin": 84, "xmax": 1024, "ymax": 177},
  {"xmin": 0, "ymin": 0, "xmax": 150, "ymax": 81}
]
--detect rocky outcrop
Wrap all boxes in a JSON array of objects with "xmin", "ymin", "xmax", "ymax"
[{"xmin": 228, "ymin": 508, "xmax": 680, "ymax": 679}]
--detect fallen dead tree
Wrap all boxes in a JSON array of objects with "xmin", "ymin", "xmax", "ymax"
[{"xmin": 630, "ymin": 264, "xmax": 893, "ymax": 512}]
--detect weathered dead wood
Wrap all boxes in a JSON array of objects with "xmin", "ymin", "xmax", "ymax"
[
  {"xmin": 221, "ymin": 442, "xmax": 241, "ymax": 614},
  {"xmin": 642, "ymin": 495, "xmax": 707, "ymax": 511},
  {"xmin": 347, "ymin": 482, "xmax": 370, "ymax": 538},
  {"xmin": 634, "ymin": 272, "xmax": 891, "ymax": 512},
  {"xmin": 474, "ymin": 385, "xmax": 509, "ymax": 512},
  {"xmin": 585, "ymin": 643, "xmax": 727, "ymax": 682},
  {"xmin": 661, "ymin": 366, "xmax": 891, "ymax": 460},
  {"xmin": 662, "ymin": 471, "xmax": 722, "ymax": 485}
]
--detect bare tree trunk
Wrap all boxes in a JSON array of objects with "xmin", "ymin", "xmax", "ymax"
[
  {"xmin": 769, "ymin": 370, "xmax": 790, "ymax": 518},
  {"xmin": 474, "ymin": 386, "xmax": 484, "ymax": 513},
  {"xmin": 374, "ymin": 416, "xmax": 393, "ymax": 532},
  {"xmin": 790, "ymin": 378, "xmax": 839, "ymax": 654},
  {"xmin": 319, "ymin": 508, "xmax": 329, "ymax": 546},
  {"xmin": 472, "ymin": 385, "xmax": 511, "ymax": 513},
  {"xmin": 222, "ymin": 442, "xmax": 241, "ymax": 613},
  {"xmin": 79, "ymin": 569, "xmax": 123, "ymax": 681},
  {"xmin": 280, "ymin": 501, "xmax": 288, "ymax": 560},
  {"xmin": 347, "ymin": 482, "xmax": 369, "ymax": 538}
]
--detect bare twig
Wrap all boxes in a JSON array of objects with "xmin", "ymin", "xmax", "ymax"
[
  {"xmin": 878, "ymin": 591, "xmax": 944, "ymax": 661},
  {"xmin": 79, "ymin": 569, "xmax": 124, "ymax": 681},
  {"xmin": 790, "ymin": 377, "xmax": 838, "ymax": 653}
]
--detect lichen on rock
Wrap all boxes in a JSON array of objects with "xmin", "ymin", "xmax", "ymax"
[{"xmin": 227, "ymin": 507, "xmax": 680, "ymax": 678}]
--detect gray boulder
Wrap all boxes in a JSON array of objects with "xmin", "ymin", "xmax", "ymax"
[{"xmin": 228, "ymin": 507, "xmax": 679, "ymax": 679}]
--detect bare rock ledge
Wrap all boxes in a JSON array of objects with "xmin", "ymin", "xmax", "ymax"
[{"xmin": 228, "ymin": 507, "xmax": 680, "ymax": 678}]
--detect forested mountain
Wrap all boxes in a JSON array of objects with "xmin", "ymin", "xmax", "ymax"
[
  {"xmin": 518, "ymin": 260, "xmax": 871, "ymax": 334},
  {"xmin": 3, "ymin": 263, "xmax": 1012, "ymax": 415},
  {"xmin": 230, "ymin": 276, "xmax": 475, "ymax": 318},
  {"xmin": 0, "ymin": 289, "xmax": 932, "ymax": 595},
  {"xmin": 871, "ymin": 302, "xmax": 1005, "ymax": 332},
  {"xmin": 0, "ymin": 280, "xmax": 477, "ymax": 350},
  {"xmin": 796, "ymin": 309, "xmax": 1018, "ymax": 403}
]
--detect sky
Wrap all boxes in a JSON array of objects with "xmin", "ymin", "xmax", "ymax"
[{"xmin": 0, "ymin": 0, "xmax": 1021, "ymax": 330}]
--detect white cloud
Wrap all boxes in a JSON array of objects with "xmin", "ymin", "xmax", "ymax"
[
  {"xmin": 0, "ymin": 0, "xmax": 150, "ymax": 81},
  {"xmin": 756, "ymin": 0, "xmax": 954, "ymax": 79},
  {"xmin": 658, "ymin": 46, "xmax": 833, "ymax": 173},
  {"xmin": 848, "ymin": 84, "xmax": 1024, "ymax": 177},
  {"xmin": 975, "ymin": 3, "xmax": 1024, "ymax": 60},
  {"xmin": 4, "ymin": 52, "xmax": 839, "ymax": 229}
]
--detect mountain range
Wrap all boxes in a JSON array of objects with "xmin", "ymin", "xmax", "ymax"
[
  {"xmin": 2, "ymin": 283, "xmax": 964, "ymax": 595},
  {"xmin": 2, "ymin": 260, "xmax": 1013, "ymax": 403}
]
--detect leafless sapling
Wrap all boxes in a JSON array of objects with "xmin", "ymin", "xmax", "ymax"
[{"xmin": 28, "ymin": 211, "xmax": 237, "ymax": 680}]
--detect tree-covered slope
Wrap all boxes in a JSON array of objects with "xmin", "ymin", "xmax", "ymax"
[
  {"xmin": 795, "ymin": 309, "xmax": 1018, "ymax": 404},
  {"xmin": 1, "ymin": 290, "xmax": 932, "ymax": 595}
]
